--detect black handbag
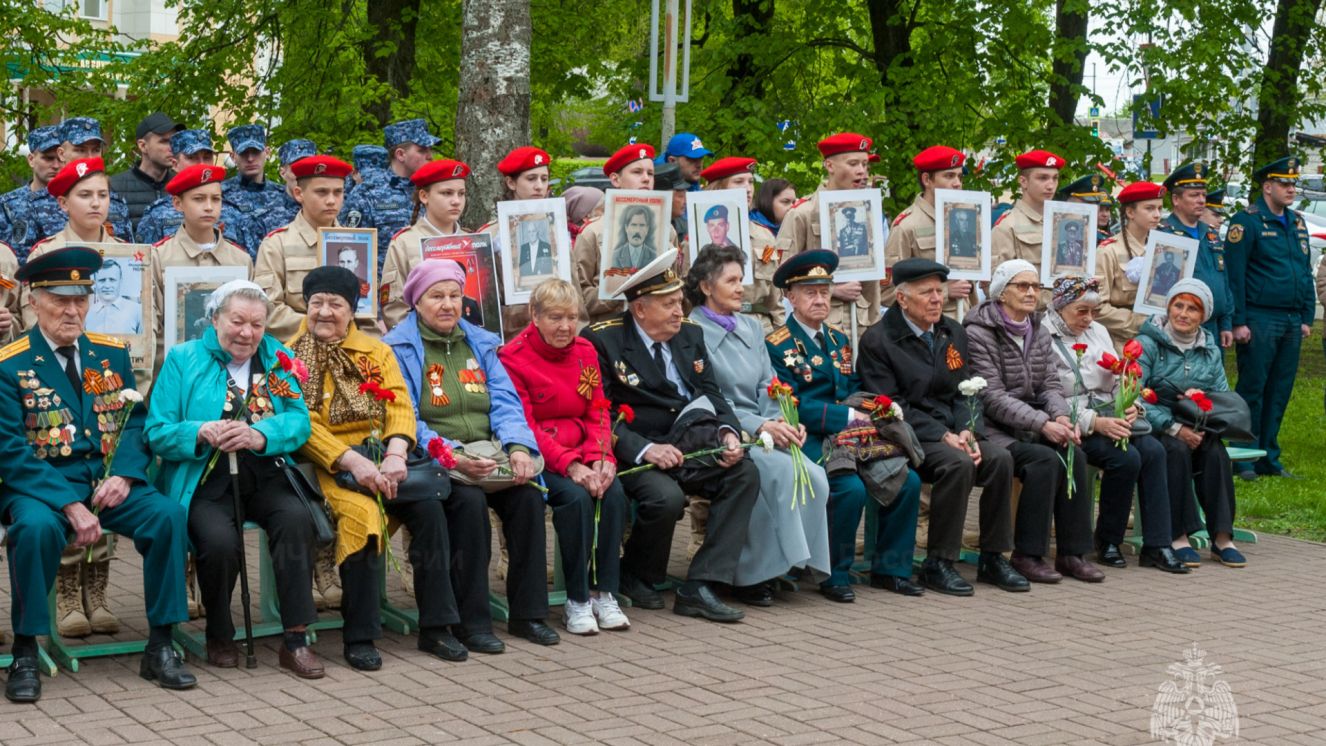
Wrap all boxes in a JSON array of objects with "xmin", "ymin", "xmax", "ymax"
[
  {"xmin": 274, "ymin": 456, "xmax": 336, "ymax": 548},
  {"xmin": 333, "ymin": 439, "xmax": 450, "ymax": 503},
  {"xmin": 1172, "ymin": 391, "xmax": 1254, "ymax": 441}
]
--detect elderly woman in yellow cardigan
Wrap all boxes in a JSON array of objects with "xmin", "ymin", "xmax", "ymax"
[{"xmin": 290, "ymin": 267, "xmax": 467, "ymax": 672}]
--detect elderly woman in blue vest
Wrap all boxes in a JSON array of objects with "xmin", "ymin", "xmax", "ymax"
[
  {"xmin": 684, "ymin": 244, "xmax": 831, "ymax": 606},
  {"xmin": 383, "ymin": 258, "xmax": 557, "ymax": 652},
  {"xmin": 1136, "ymin": 278, "xmax": 1245, "ymax": 568},
  {"xmin": 145, "ymin": 280, "xmax": 324, "ymax": 678}
]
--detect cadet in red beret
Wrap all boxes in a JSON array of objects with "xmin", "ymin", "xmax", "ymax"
[
  {"xmin": 290, "ymin": 155, "xmax": 354, "ymax": 181},
  {"xmin": 165, "ymin": 163, "xmax": 227, "ymax": 196},
  {"xmin": 884, "ymin": 145, "xmax": 974, "ymax": 317},
  {"xmin": 817, "ymin": 132, "xmax": 873, "ymax": 159},
  {"xmin": 699, "ymin": 157, "xmax": 755, "ymax": 184},
  {"xmin": 32, "ymin": 157, "xmax": 118, "ymax": 255},
  {"xmin": 47, "ymin": 156, "xmax": 105, "ymax": 199},
  {"xmin": 477, "ymin": 147, "xmax": 554, "ymax": 338},
  {"xmin": 991, "ymin": 149, "xmax": 1065, "ymax": 303},
  {"xmin": 1096, "ymin": 182, "xmax": 1167, "ymax": 347},
  {"xmin": 409, "ymin": 159, "xmax": 470, "ymax": 188},
  {"xmin": 602, "ymin": 143, "xmax": 656, "ymax": 184},
  {"xmin": 380, "ymin": 159, "xmax": 472, "ymax": 329}
]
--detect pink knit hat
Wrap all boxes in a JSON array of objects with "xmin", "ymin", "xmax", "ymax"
[{"xmin": 403, "ymin": 259, "xmax": 466, "ymax": 307}]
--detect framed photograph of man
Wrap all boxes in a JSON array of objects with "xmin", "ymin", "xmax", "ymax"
[
  {"xmin": 420, "ymin": 233, "xmax": 503, "ymax": 338},
  {"xmin": 598, "ymin": 189, "xmax": 671, "ymax": 300},
  {"xmin": 162, "ymin": 265, "xmax": 250, "ymax": 351},
  {"xmin": 933, "ymin": 189, "xmax": 992, "ymax": 281},
  {"xmin": 318, "ymin": 227, "xmax": 378, "ymax": 318},
  {"xmin": 496, "ymin": 198, "xmax": 573, "ymax": 304},
  {"xmin": 84, "ymin": 242, "xmax": 150, "ymax": 367},
  {"xmin": 1133, "ymin": 230, "xmax": 1199, "ymax": 316},
  {"xmin": 685, "ymin": 189, "xmax": 753, "ymax": 283},
  {"xmin": 817, "ymin": 188, "xmax": 887, "ymax": 282},
  {"xmin": 1040, "ymin": 200, "xmax": 1098, "ymax": 283}
]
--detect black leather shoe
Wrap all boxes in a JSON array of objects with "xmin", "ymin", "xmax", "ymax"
[
  {"xmin": 456, "ymin": 630, "xmax": 505, "ymax": 655},
  {"xmin": 871, "ymin": 574, "xmax": 925, "ymax": 596},
  {"xmin": 1266, "ymin": 468, "xmax": 1300, "ymax": 480},
  {"xmin": 920, "ymin": 558, "xmax": 974, "ymax": 596},
  {"xmin": 419, "ymin": 630, "xmax": 468, "ymax": 661},
  {"xmin": 5, "ymin": 656, "xmax": 40, "ymax": 703},
  {"xmin": 818, "ymin": 584, "xmax": 856, "ymax": 603},
  {"xmin": 1140, "ymin": 546, "xmax": 1192, "ymax": 574},
  {"xmin": 977, "ymin": 552, "xmax": 1031, "ymax": 592},
  {"xmin": 1095, "ymin": 543, "xmax": 1127, "ymax": 568},
  {"xmin": 1236, "ymin": 470, "xmax": 1258, "ymax": 482},
  {"xmin": 509, "ymin": 619, "xmax": 561, "ymax": 646},
  {"xmin": 618, "ymin": 572, "xmax": 665, "ymax": 610},
  {"xmin": 734, "ymin": 582, "xmax": 774, "ymax": 606},
  {"xmin": 674, "ymin": 581, "xmax": 744, "ymax": 622},
  {"xmin": 140, "ymin": 645, "xmax": 197, "ymax": 690},
  {"xmin": 343, "ymin": 642, "xmax": 382, "ymax": 671}
]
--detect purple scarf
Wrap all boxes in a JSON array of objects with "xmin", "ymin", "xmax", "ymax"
[
  {"xmin": 995, "ymin": 302, "xmax": 1034, "ymax": 354},
  {"xmin": 699, "ymin": 304, "xmax": 737, "ymax": 333}
]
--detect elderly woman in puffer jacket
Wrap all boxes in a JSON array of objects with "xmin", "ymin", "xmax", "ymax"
[{"xmin": 964, "ymin": 260, "xmax": 1100, "ymax": 585}]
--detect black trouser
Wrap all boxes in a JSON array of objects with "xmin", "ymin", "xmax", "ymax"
[
  {"xmin": 1159, "ymin": 434, "xmax": 1235, "ymax": 538},
  {"xmin": 916, "ymin": 440, "xmax": 1014, "ymax": 560},
  {"xmin": 545, "ymin": 473, "xmax": 626, "ymax": 602},
  {"xmin": 1081, "ymin": 433, "xmax": 1171, "ymax": 549},
  {"xmin": 1007, "ymin": 439, "xmax": 1094, "ymax": 557},
  {"xmin": 618, "ymin": 458, "xmax": 759, "ymax": 585},
  {"xmin": 188, "ymin": 467, "xmax": 317, "ymax": 642},
  {"xmin": 450, "ymin": 483, "xmax": 548, "ymax": 635},
  {"xmin": 340, "ymin": 498, "xmax": 460, "ymax": 644}
]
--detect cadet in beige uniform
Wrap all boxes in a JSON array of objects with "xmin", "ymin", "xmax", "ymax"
[
  {"xmin": 883, "ymin": 145, "xmax": 977, "ymax": 318},
  {"xmin": 380, "ymin": 158, "xmax": 472, "ymax": 330},
  {"xmin": 991, "ymin": 149, "xmax": 1063, "ymax": 308},
  {"xmin": 1094, "ymin": 181, "xmax": 1165, "ymax": 350},
  {"xmin": 698, "ymin": 156, "xmax": 788, "ymax": 332},
  {"xmin": 474, "ymin": 146, "xmax": 553, "ymax": 339},
  {"xmin": 777, "ymin": 133, "xmax": 881, "ymax": 331}
]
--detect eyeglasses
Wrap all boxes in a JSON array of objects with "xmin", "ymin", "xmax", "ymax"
[{"xmin": 1006, "ymin": 281, "xmax": 1043, "ymax": 293}]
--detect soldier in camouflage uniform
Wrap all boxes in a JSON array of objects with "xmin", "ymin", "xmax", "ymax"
[
  {"xmin": 221, "ymin": 124, "xmax": 284, "ymax": 220},
  {"xmin": 341, "ymin": 119, "xmax": 440, "ymax": 277},
  {"xmin": 347, "ymin": 144, "xmax": 389, "ymax": 199},
  {"xmin": 252, "ymin": 139, "xmax": 318, "ymax": 238},
  {"xmin": 0, "ymin": 126, "xmax": 63, "ymax": 262},
  {"xmin": 135, "ymin": 129, "xmax": 260, "ymax": 256},
  {"xmin": 30, "ymin": 118, "xmax": 133, "ymax": 244}
]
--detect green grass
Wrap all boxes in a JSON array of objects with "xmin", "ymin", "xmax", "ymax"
[{"xmin": 1229, "ymin": 324, "xmax": 1326, "ymax": 542}]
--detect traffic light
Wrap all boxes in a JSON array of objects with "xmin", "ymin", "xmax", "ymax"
[{"xmin": 1090, "ymin": 118, "xmax": 1100, "ymax": 138}]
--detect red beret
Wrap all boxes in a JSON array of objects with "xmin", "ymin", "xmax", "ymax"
[
  {"xmin": 603, "ymin": 143, "xmax": 656, "ymax": 176},
  {"xmin": 817, "ymin": 133, "xmax": 872, "ymax": 158},
  {"xmin": 166, "ymin": 163, "xmax": 227, "ymax": 196},
  {"xmin": 411, "ymin": 159, "xmax": 471, "ymax": 188},
  {"xmin": 1014, "ymin": 149, "xmax": 1064, "ymax": 170},
  {"xmin": 496, "ymin": 146, "xmax": 551, "ymax": 176},
  {"xmin": 868, "ymin": 152, "xmax": 881, "ymax": 164},
  {"xmin": 291, "ymin": 155, "xmax": 352, "ymax": 180},
  {"xmin": 700, "ymin": 156, "xmax": 756, "ymax": 183},
  {"xmin": 1117, "ymin": 181, "xmax": 1165, "ymax": 204},
  {"xmin": 47, "ymin": 157, "xmax": 105, "ymax": 198},
  {"xmin": 913, "ymin": 145, "xmax": 966, "ymax": 172}
]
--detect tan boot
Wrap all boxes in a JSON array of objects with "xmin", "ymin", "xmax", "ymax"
[
  {"xmin": 492, "ymin": 510, "xmax": 509, "ymax": 582},
  {"xmin": 56, "ymin": 563, "xmax": 91, "ymax": 638},
  {"xmin": 313, "ymin": 544, "xmax": 341, "ymax": 609},
  {"xmin": 686, "ymin": 497, "xmax": 709, "ymax": 561},
  {"xmin": 399, "ymin": 528, "xmax": 414, "ymax": 596},
  {"xmin": 185, "ymin": 556, "xmax": 202, "ymax": 619},
  {"xmin": 82, "ymin": 560, "xmax": 120, "ymax": 635}
]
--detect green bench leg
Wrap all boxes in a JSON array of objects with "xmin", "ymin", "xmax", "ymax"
[{"xmin": 0, "ymin": 648, "xmax": 59, "ymax": 676}]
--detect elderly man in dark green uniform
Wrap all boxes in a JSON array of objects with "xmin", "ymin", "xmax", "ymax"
[
  {"xmin": 1224, "ymin": 156, "xmax": 1316, "ymax": 480},
  {"xmin": 0, "ymin": 247, "xmax": 195, "ymax": 703},
  {"xmin": 1161, "ymin": 162, "xmax": 1234, "ymax": 347},
  {"xmin": 1056, "ymin": 172, "xmax": 1115, "ymax": 243},
  {"xmin": 765, "ymin": 251, "xmax": 923, "ymax": 602}
]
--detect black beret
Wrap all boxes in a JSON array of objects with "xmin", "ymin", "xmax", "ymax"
[
  {"xmin": 302, "ymin": 265, "xmax": 360, "ymax": 308},
  {"xmin": 891, "ymin": 257, "xmax": 949, "ymax": 285}
]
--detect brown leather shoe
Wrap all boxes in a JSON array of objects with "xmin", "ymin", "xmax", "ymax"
[
  {"xmin": 1055, "ymin": 554, "xmax": 1105, "ymax": 583},
  {"xmin": 206, "ymin": 639, "xmax": 239, "ymax": 668},
  {"xmin": 1009, "ymin": 552, "xmax": 1063, "ymax": 583},
  {"xmin": 279, "ymin": 645, "xmax": 325, "ymax": 679}
]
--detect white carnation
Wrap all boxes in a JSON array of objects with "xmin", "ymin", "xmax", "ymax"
[
  {"xmin": 758, "ymin": 430, "xmax": 775, "ymax": 452},
  {"xmin": 119, "ymin": 388, "xmax": 144, "ymax": 403},
  {"xmin": 957, "ymin": 377, "xmax": 988, "ymax": 397}
]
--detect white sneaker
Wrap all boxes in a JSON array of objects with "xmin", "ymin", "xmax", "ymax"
[
  {"xmin": 591, "ymin": 594, "xmax": 631, "ymax": 631},
  {"xmin": 563, "ymin": 600, "xmax": 599, "ymax": 635}
]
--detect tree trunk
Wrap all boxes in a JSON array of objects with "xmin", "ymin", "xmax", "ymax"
[
  {"xmin": 866, "ymin": 0, "xmax": 913, "ymax": 86},
  {"xmin": 455, "ymin": 0, "xmax": 531, "ymax": 228},
  {"xmin": 1047, "ymin": 0, "xmax": 1089, "ymax": 127},
  {"xmin": 1254, "ymin": 0, "xmax": 1324, "ymax": 167},
  {"xmin": 364, "ymin": 0, "xmax": 422, "ymax": 127},
  {"xmin": 724, "ymin": 0, "xmax": 776, "ymax": 151}
]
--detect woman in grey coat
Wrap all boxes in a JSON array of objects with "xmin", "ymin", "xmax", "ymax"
[
  {"xmin": 685, "ymin": 245, "xmax": 831, "ymax": 605},
  {"xmin": 964, "ymin": 260, "xmax": 1100, "ymax": 584}
]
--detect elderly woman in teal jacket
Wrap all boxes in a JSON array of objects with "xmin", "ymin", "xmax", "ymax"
[{"xmin": 145, "ymin": 279, "xmax": 323, "ymax": 678}]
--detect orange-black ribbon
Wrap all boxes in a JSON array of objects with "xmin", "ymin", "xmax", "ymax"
[{"xmin": 577, "ymin": 365, "xmax": 601, "ymax": 400}]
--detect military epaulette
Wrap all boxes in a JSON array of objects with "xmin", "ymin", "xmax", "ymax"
[
  {"xmin": 765, "ymin": 326, "xmax": 791, "ymax": 345},
  {"xmin": 891, "ymin": 210, "xmax": 911, "ymax": 227},
  {"xmin": 152, "ymin": 236, "xmax": 171, "ymax": 248},
  {"xmin": 264, "ymin": 226, "xmax": 289, "ymax": 239},
  {"xmin": 680, "ymin": 317, "xmax": 698, "ymax": 325},
  {"xmin": 790, "ymin": 197, "xmax": 811, "ymax": 210},
  {"xmin": 1099, "ymin": 236, "xmax": 1116, "ymax": 247},
  {"xmin": 85, "ymin": 332, "xmax": 127, "ymax": 349},
  {"xmin": 477, "ymin": 221, "xmax": 495, "ymax": 233},
  {"xmin": 390, "ymin": 226, "xmax": 412, "ymax": 241},
  {"xmin": 31, "ymin": 236, "xmax": 53, "ymax": 249},
  {"xmin": 588, "ymin": 318, "xmax": 622, "ymax": 331},
  {"xmin": 0, "ymin": 336, "xmax": 30, "ymax": 362},
  {"xmin": 1244, "ymin": 203, "xmax": 1260, "ymax": 215},
  {"xmin": 826, "ymin": 323, "xmax": 847, "ymax": 337},
  {"xmin": 994, "ymin": 212, "xmax": 1010, "ymax": 227}
]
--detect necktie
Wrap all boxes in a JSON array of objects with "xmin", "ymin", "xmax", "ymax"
[
  {"xmin": 814, "ymin": 331, "xmax": 827, "ymax": 354},
  {"xmin": 652, "ymin": 341, "xmax": 666, "ymax": 374},
  {"xmin": 57, "ymin": 345, "xmax": 81, "ymax": 397},
  {"xmin": 920, "ymin": 331, "xmax": 935, "ymax": 351}
]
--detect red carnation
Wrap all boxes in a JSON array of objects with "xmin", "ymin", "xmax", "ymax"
[
  {"xmin": 1121, "ymin": 338, "xmax": 1144, "ymax": 361},
  {"xmin": 1190, "ymin": 392, "xmax": 1213, "ymax": 412},
  {"xmin": 358, "ymin": 381, "xmax": 381, "ymax": 396},
  {"xmin": 618, "ymin": 403, "xmax": 636, "ymax": 423},
  {"xmin": 872, "ymin": 394, "xmax": 894, "ymax": 410},
  {"xmin": 590, "ymin": 396, "xmax": 611, "ymax": 413},
  {"xmin": 1071, "ymin": 343, "xmax": 1088, "ymax": 354},
  {"xmin": 374, "ymin": 388, "xmax": 396, "ymax": 402},
  {"xmin": 428, "ymin": 438, "xmax": 457, "ymax": 469}
]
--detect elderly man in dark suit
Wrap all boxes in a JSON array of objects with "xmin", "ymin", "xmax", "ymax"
[
  {"xmin": 856, "ymin": 258, "xmax": 1027, "ymax": 596},
  {"xmin": 582, "ymin": 249, "xmax": 759, "ymax": 622}
]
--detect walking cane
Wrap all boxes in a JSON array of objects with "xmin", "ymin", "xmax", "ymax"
[{"xmin": 229, "ymin": 451, "xmax": 258, "ymax": 669}]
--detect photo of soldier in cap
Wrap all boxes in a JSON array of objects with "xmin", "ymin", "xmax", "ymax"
[
  {"xmin": 1132, "ymin": 230, "xmax": 1198, "ymax": 316},
  {"xmin": 684, "ymin": 189, "xmax": 753, "ymax": 283},
  {"xmin": 1040, "ymin": 199, "xmax": 1099, "ymax": 283},
  {"xmin": 933, "ymin": 188, "xmax": 993, "ymax": 282},
  {"xmin": 945, "ymin": 204, "xmax": 981, "ymax": 266},
  {"xmin": 833, "ymin": 204, "xmax": 870, "ymax": 257},
  {"xmin": 703, "ymin": 205, "xmax": 736, "ymax": 248}
]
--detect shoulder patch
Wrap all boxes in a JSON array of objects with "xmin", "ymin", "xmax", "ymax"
[
  {"xmin": 152, "ymin": 236, "xmax": 171, "ymax": 248},
  {"xmin": 765, "ymin": 326, "xmax": 791, "ymax": 345},
  {"xmin": 0, "ymin": 336, "xmax": 29, "ymax": 363},
  {"xmin": 790, "ymin": 197, "xmax": 811, "ymax": 209},
  {"xmin": 1227, "ymin": 224, "xmax": 1244, "ymax": 243},
  {"xmin": 264, "ymin": 226, "xmax": 289, "ymax": 239},
  {"xmin": 994, "ymin": 212, "xmax": 1009, "ymax": 227},
  {"xmin": 891, "ymin": 210, "xmax": 911, "ymax": 227},
  {"xmin": 86, "ymin": 332, "xmax": 127, "ymax": 349},
  {"xmin": 391, "ymin": 226, "xmax": 412, "ymax": 241},
  {"xmin": 588, "ymin": 318, "xmax": 622, "ymax": 331}
]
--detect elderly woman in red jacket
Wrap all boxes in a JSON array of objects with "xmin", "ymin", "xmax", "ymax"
[{"xmin": 499, "ymin": 279, "xmax": 630, "ymax": 636}]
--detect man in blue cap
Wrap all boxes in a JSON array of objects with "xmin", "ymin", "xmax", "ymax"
[
  {"xmin": 1224, "ymin": 155, "xmax": 1316, "ymax": 480},
  {"xmin": 252, "ymin": 139, "xmax": 318, "ymax": 237},
  {"xmin": 109, "ymin": 112, "xmax": 184, "ymax": 224},
  {"xmin": 1159, "ymin": 161, "xmax": 1234, "ymax": 347},
  {"xmin": 348, "ymin": 144, "xmax": 389, "ymax": 198},
  {"xmin": 342, "ymin": 118, "xmax": 440, "ymax": 275},
  {"xmin": 29, "ymin": 118, "xmax": 133, "ymax": 244},
  {"xmin": 656, "ymin": 132, "xmax": 711, "ymax": 191},
  {"xmin": 222, "ymin": 124, "xmax": 283, "ymax": 216},
  {"xmin": 0, "ymin": 126, "xmax": 63, "ymax": 261},
  {"xmin": 136, "ymin": 129, "xmax": 260, "ymax": 255}
]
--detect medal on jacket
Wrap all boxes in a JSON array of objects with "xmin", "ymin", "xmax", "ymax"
[
  {"xmin": 427, "ymin": 363, "xmax": 449, "ymax": 406},
  {"xmin": 99, "ymin": 360, "xmax": 124, "ymax": 392},
  {"xmin": 576, "ymin": 363, "xmax": 600, "ymax": 400},
  {"xmin": 460, "ymin": 359, "xmax": 488, "ymax": 393},
  {"xmin": 82, "ymin": 366, "xmax": 108, "ymax": 395}
]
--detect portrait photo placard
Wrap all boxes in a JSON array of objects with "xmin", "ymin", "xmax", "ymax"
[
  {"xmin": 420, "ymin": 233, "xmax": 503, "ymax": 338},
  {"xmin": 162, "ymin": 265, "xmax": 249, "ymax": 351},
  {"xmin": 1040, "ymin": 200, "xmax": 1099, "ymax": 283},
  {"xmin": 318, "ymin": 227, "xmax": 378, "ymax": 318},
  {"xmin": 85, "ymin": 242, "xmax": 150, "ymax": 367},
  {"xmin": 933, "ymin": 190, "xmax": 992, "ymax": 281},
  {"xmin": 817, "ymin": 188, "xmax": 887, "ymax": 282},
  {"xmin": 685, "ymin": 189, "xmax": 753, "ymax": 283},
  {"xmin": 598, "ymin": 189, "xmax": 671, "ymax": 300},
  {"xmin": 1133, "ymin": 230, "xmax": 1199, "ymax": 317},
  {"xmin": 496, "ymin": 198, "xmax": 573, "ymax": 304}
]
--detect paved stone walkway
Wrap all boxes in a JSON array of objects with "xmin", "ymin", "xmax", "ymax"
[{"xmin": 2, "ymin": 531, "xmax": 1323, "ymax": 745}]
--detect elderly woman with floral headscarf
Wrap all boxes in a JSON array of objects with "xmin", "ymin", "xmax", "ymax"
[
  {"xmin": 1044, "ymin": 276, "xmax": 1188, "ymax": 574},
  {"xmin": 383, "ymin": 258, "xmax": 555, "ymax": 653}
]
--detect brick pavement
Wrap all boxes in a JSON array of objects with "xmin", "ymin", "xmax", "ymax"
[{"xmin": 3, "ymin": 529, "xmax": 1324, "ymax": 745}]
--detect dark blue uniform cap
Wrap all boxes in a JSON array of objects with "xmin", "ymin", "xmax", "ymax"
[
  {"xmin": 352, "ymin": 144, "xmax": 388, "ymax": 171},
  {"xmin": 170, "ymin": 129, "xmax": 214, "ymax": 157},
  {"xmin": 15, "ymin": 246, "xmax": 103, "ymax": 296},
  {"xmin": 278, "ymin": 139, "xmax": 317, "ymax": 167},
  {"xmin": 59, "ymin": 117, "xmax": 103, "ymax": 146},
  {"xmin": 1056, "ymin": 173, "xmax": 1110, "ymax": 203},
  {"xmin": 27, "ymin": 125, "xmax": 61, "ymax": 153},
  {"xmin": 226, "ymin": 124, "xmax": 267, "ymax": 153},
  {"xmin": 703, "ymin": 205, "xmax": 729, "ymax": 222},
  {"xmin": 384, "ymin": 118, "xmax": 441, "ymax": 150}
]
